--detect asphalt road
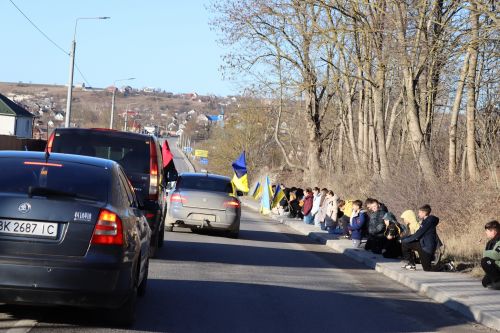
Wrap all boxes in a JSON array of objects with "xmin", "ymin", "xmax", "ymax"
[{"xmin": 0, "ymin": 138, "xmax": 494, "ymax": 333}]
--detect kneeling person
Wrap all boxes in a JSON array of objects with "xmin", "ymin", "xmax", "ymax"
[{"xmin": 482, "ymin": 220, "xmax": 500, "ymax": 289}]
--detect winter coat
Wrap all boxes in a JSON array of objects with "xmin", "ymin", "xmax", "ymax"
[
  {"xmin": 400, "ymin": 210, "xmax": 420, "ymax": 235},
  {"xmin": 401, "ymin": 215, "xmax": 440, "ymax": 255},
  {"xmin": 325, "ymin": 194, "xmax": 339, "ymax": 221},
  {"xmin": 342, "ymin": 200, "xmax": 354, "ymax": 218},
  {"xmin": 311, "ymin": 193, "xmax": 322, "ymax": 216},
  {"xmin": 484, "ymin": 236, "xmax": 500, "ymax": 269},
  {"xmin": 349, "ymin": 210, "xmax": 367, "ymax": 240},
  {"xmin": 368, "ymin": 206, "xmax": 387, "ymax": 238},
  {"xmin": 314, "ymin": 194, "xmax": 329, "ymax": 223},
  {"xmin": 302, "ymin": 193, "xmax": 313, "ymax": 216}
]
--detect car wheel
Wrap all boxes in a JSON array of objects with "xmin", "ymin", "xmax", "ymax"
[
  {"xmin": 111, "ymin": 286, "xmax": 137, "ymax": 327},
  {"xmin": 138, "ymin": 258, "xmax": 149, "ymax": 297},
  {"xmin": 158, "ymin": 224, "xmax": 165, "ymax": 248},
  {"xmin": 149, "ymin": 233, "xmax": 158, "ymax": 258}
]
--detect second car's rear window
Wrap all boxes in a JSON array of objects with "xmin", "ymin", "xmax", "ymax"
[
  {"xmin": 0, "ymin": 158, "xmax": 109, "ymax": 202},
  {"xmin": 52, "ymin": 131, "xmax": 150, "ymax": 174},
  {"xmin": 177, "ymin": 176, "xmax": 233, "ymax": 193}
]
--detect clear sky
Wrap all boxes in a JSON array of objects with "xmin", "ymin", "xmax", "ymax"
[{"xmin": 0, "ymin": 0, "xmax": 235, "ymax": 96}]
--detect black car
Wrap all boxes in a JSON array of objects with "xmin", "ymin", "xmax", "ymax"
[
  {"xmin": 47, "ymin": 128, "xmax": 171, "ymax": 257},
  {"xmin": 0, "ymin": 151, "xmax": 150, "ymax": 326}
]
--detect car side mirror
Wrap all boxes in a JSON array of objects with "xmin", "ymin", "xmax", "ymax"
[{"xmin": 236, "ymin": 190, "xmax": 244, "ymax": 197}]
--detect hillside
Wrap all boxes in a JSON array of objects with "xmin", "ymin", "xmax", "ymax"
[{"xmin": 0, "ymin": 82, "xmax": 233, "ymax": 139}]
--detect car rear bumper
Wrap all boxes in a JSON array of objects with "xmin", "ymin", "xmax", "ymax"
[
  {"xmin": 168, "ymin": 207, "xmax": 240, "ymax": 231},
  {"xmin": 0, "ymin": 259, "xmax": 134, "ymax": 308}
]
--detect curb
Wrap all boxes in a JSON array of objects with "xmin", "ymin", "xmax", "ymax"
[{"xmin": 241, "ymin": 198, "xmax": 500, "ymax": 331}]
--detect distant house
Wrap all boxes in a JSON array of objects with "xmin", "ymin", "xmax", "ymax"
[{"xmin": 0, "ymin": 92, "xmax": 36, "ymax": 137}]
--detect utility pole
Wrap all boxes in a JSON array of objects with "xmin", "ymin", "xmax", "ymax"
[{"xmin": 65, "ymin": 16, "xmax": 110, "ymax": 128}]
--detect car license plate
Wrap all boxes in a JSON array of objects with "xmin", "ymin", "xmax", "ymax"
[
  {"xmin": 0, "ymin": 220, "xmax": 58, "ymax": 238},
  {"xmin": 190, "ymin": 214, "xmax": 216, "ymax": 222}
]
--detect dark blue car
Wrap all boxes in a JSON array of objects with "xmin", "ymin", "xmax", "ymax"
[{"xmin": 0, "ymin": 151, "xmax": 151, "ymax": 326}]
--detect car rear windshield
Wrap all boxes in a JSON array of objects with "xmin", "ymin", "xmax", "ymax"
[
  {"xmin": 52, "ymin": 131, "xmax": 150, "ymax": 174},
  {"xmin": 0, "ymin": 158, "xmax": 109, "ymax": 202},
  {"xmin": 177, "ymin": 176, "xmax": 233, "ymax": 193}
]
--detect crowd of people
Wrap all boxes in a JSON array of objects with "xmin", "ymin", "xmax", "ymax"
[{"xmin": 272, "ymin": 184, "xmax": 499, "ymax": 289}]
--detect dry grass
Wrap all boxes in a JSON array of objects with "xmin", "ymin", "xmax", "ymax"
[{"xmin": 274, "ymin": 157, "xmax": 498, "ymax": 266}]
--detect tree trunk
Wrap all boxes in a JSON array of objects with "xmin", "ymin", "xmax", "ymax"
[
  {"xmin": 341, "ymin": 64, "xmax": 360, "ymax": 168},
  {"xmin": 305, "ymin": 93, "xmax": 323, "ymax": 183},
  {"xmin": 394, "ymin": 2, "xmax": 437, "ymax": 183},
  {"xmin": 448, "ymin": 52, "xmax": 470, "ymax": 181},
  {"xmin": 357, "ymin": 81, "xmax": 365, "ymax": 164},
  {"xmin": 337, "ymin": 125, "xmax": 344, "ymax": 172},
  {"xmin": 368, "ymin": 101, "xmax": 380, "ymax": 174},
  {"xmin": 363, "ymin": 83, "xmax": 370, "ymax": 168},
  {"xmin": 466, "ymin": 3, "xmax": 480, "ymax": 182},
  {"xmin": 372, "ymin": 66, "xmax": 390, "ymax": 180},
  {"xmin": 385, "ymin": 91, "xmax": 403, "ymax": 152}
]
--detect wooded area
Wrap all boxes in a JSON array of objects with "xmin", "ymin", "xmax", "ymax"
[
  {"xmin": 210, "ymin": 0, "xmax": 498, "ymax": 185},
  {"xmin": 203, "ymin": 0, "xmax": 499, "ymax": 262}
]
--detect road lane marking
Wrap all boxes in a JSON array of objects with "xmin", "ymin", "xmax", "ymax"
[{"xmin": 5, "ymin": 319, "xmax": 37, "ymax": 333}]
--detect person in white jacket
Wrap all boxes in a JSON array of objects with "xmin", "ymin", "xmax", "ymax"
[
  {"xmin": 325, "ymin": 190, "xmax": 339, "ymax": 233},
  {"xmin": 311, "ymin": 187, "xmax": 322, "ymax": 226},
  {"xmin": 314, "ymin": 188, "xmax": 328, "ymax": 227}
]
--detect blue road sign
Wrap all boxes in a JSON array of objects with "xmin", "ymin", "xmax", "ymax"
[{"xmin": 199, "ymin": 157, "xmax": 209, "ymax": 165}]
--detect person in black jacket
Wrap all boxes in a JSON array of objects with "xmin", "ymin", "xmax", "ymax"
[
  {"xmin": 364, "ymin": 198, "xmax": 388, "ymax": 254},
  {"xmin": 482, "ymin": 220, "xmax": 500, "ymax": 289},
  {"xmin": 401, "ymin": 204, "xmax": 439, "ymax": 271}
]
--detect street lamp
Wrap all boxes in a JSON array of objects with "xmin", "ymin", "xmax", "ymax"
[
  {"xmin": 110, "ymin": 77, "xmax": 135, "ymax": 129},
  {"xmin": 65, "ymin": 16, "xmax": 110, "ymax": 128}
]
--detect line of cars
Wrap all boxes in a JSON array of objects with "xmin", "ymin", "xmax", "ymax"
[
  {"xmin": 0, "ymin": 127, "xmax": 243, "ymax": 327},
  {"xmin": 0, "ymin": 128, "xmax": 171, "ymax": 326}
]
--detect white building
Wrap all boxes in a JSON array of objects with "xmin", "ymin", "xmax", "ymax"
[{"xmin": 0, "ymin": 93, "xmax": 35, "ymax": 138}]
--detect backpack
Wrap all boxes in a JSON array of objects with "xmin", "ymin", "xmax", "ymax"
[{"xmin": 432, "ymin": 235, "xmax": 445, "ymax": 265}]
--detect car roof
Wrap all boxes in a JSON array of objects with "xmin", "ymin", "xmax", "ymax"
[
  {"xmin": 179, "ymin": 172, "xmax": 231, "ymax": 182},
  {"xmin": 0, "ymin": 150, "xmax": 117, "ymax": 169},
  {"xmin": 55, "ymin": 127, "xmax": 156, "ymax": 141}
]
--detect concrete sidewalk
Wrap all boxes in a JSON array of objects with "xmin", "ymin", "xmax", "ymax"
[{"xmin": 241, "ymin": 196, "xmax": 500, "ymax": 331}]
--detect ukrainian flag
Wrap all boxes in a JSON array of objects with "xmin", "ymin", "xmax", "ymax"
[
  {"xmin": 260, "ymin": 176, "xmax": 272, "ymax": 214},
  {"xmin": 271, "ymin": 184, "xmax": 286, "ymax": 208},
  {"xmin": 251, "ymin": 182, "xmax": 261, "ymax": 199},
  {"xmin": 231, "ymin": 151, "xmax": 249, "ymax": 192}
]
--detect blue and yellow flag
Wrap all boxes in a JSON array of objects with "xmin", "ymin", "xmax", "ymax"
[
  {"xmin": 251, "ymin": 182, "xmax": 261, "ymax": 199},
  {"xmin": 271, "ymin": 184, "xmax": 286, "ymax": 208},
  {"xmin": 231, "ymin": 151, "xmax": 249, "ymax": 192},
  {"xmin": 260, "ymin": 176, "xmax": 272, "ymax": 214}
]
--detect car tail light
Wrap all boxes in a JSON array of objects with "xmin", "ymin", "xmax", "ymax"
[
  {"xmin": 170, "ymin": 193, "xmax": 187, "ymax": 204},
  {"xmin": 224, "ymin": 199, "xmax": 240, "ymax": 208},
  {"xmin": 46, "ymin": 131, "xmax": 55, "ymax": 153},
  {"xmin": 91, "ymin": 209, "xmax": 123, "ymax": 245},
  {"xmin": 149, "ymin": 141, "xmax": 158, "ymax": 200}
]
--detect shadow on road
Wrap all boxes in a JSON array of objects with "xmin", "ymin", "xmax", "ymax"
[
  {"xmin": 0, "ymin": 279, "xmax": 475, "ymax": 333},
  {"xmin": 155, "ymin": 238, "xmax": 369, "ymax": 270}
]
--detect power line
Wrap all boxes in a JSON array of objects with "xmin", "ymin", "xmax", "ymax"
[
  {"xmin": 75, "ymin": 63, "xmax": 91, "ymax": 87},
  {"xmin": 9, "ymin": 0, "xmax": 69, "ymax": 56},
  {"xmin": 9, "ymin": 0, "xmax": 93, "ymax": 87}
]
